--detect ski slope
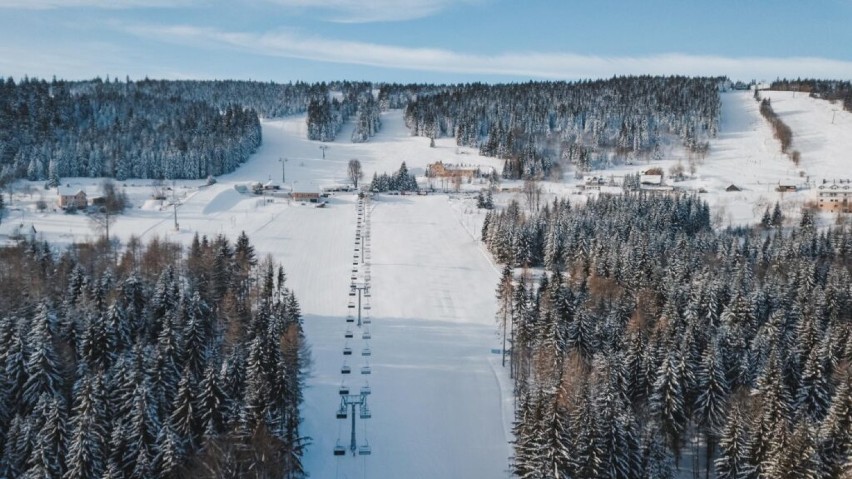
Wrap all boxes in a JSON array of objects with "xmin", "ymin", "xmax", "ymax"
[
  {"xmin": 0, "ymin": 110, "xmax": 514, "ymax": 478},
  {"xmin": 1, "ymin": 89, "xmax": 849, "ymax": 477}
]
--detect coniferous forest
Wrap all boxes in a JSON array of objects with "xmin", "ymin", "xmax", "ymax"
[
  {"xmin": 483, "ymin": 194, "xmax": 852, "ymax": 478},
  {"xmin": 0, "ymin": 232, "xmax": 307, "ymax": 478},
  {"xmin": 402, "ymin": 76, "xmax": 723, "ymax": 179}
]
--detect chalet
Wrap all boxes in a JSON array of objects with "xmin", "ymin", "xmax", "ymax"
[
  {"xmin": 291, "ymin": 191, "xmax": 321, "ymax": 203},
  {"xmin": 817, "ymin": 182, "xmax": 852, "ymax": 213},
  {"xmin": 427, "ymin": 161, "xmax": 481, "ymax": 179},
  {"xmin": 57, "ymin": 186, "xmax": 88, "ymax": 209},
  {"xmin": 726, "ymin": 184, "xmax": 742, "ymax": 192},
  {"xmin": 776, "ymin": 183, "xmax": 798, "ymax": 192}
]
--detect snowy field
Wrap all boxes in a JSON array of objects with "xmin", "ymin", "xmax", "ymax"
[{"xmin": 0, "ymin": 89, "xmax": 849, "ymax": 477}]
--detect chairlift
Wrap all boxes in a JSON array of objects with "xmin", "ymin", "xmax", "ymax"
[
  {"xmin": 341, "ymin": 364, "xmax": 351, "ymax": 374},
  {"xmin": 360, "ymin": 385, "xmax": 371, "ymax": 395},
  {"xmin": 360, "ymin": 408, "xmax": 372, "ymax": 419},
  {"xmin": 334, "ymin": 443, "xmax": 347, "ymax": 456},
  {"xmin": 345, "ymin": 329, "xmax": 354, "ymax": 338},
  {"xmin": 362, "ymin": 347, "xmax": 371, "ymax": 356},
  {"xmin": 348, "ymin": 303, "xmax": 355, "ymax": 309},
  {"xmin": 363, "ymin": 317, "xmax": 371, "ymax": 325},
  {"xmin": 343, "ymin": 346, "xmax": 352, "ymax": 355},
  {"xmin": 339, "ymin": 384, "xmax": 349, "ymax": 395},
  {"xmin": 363, "ymin": 305, "xmax": 371, "ymax": 311},
  {"xmin": 359, "ymin": 443, "xmax": 372, "ymax": 456},
  {"xmin": 362, "ymin": 330, "xmax": 371, "ymax": 340},
  {"xmin": 346, "ymin": 315, "xmax": 354, "ymax": 323},
  {"xmin": 361, "ymin": 366, "xmax": 371, "ymax": 375},
  {"xmin": 336, "ymin": 409, "xmax": 347, "ymax": 419}
]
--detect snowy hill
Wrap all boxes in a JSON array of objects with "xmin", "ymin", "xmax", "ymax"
[{"xmin": 0, "ymin": 87, "xmax": 849, "ymax": 477}]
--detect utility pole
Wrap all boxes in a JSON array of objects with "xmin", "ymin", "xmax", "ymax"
[
  {"xmin": 172, "ymin": 182, "xmax": 179, "ymax": 231},
  {"xmin": 279, "ymin": 157, "xmax": 287, "ymax": 183},
  {"xmin": 319, "ymin": 145, "xmax": 329, "ymax": 159}
]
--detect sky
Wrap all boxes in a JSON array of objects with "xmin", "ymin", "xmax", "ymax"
[{"xmin": 1, "ymin": 0, "xmax": 851, "ymax": 84}]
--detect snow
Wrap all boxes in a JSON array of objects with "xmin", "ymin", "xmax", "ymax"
[
  {"xmin": 1, "ymin": 90, "xmax": 849, "ymax": 477},
  {"xmin": 0, "ymin": 110, "xmax": 513, "ymax": 478}
]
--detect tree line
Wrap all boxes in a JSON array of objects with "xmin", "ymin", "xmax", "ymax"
[
  {"xmin": 0, "ymin": 232, "xmax": 308, "ymax": 478},
  {"xmin": 770, "ymin": 79, "xmax": 852, "ymax": 113},
  {"xmin": 402, "ymin": 76, "xmax": 723, "ymax": 179},
  {"xmin": 368, "ymin": 162, "xmax": 417, "ymax": 192},
  {"xmin": 484, "ymin": 193, "xmax": 852, "ymax": 478}
]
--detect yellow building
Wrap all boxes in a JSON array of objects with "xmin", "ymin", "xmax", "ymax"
[{"xmin": 817, "ymin": 182, "xmax": 852, "ymax": 213}]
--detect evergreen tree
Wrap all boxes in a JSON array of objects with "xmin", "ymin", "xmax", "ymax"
[
  {"xmin": 63, "ymin": 375, "xmax": 106, "ymax": 479},
  {"xmin": 714, "ymin": 402, "xmax": 752, "ymax": 479}
]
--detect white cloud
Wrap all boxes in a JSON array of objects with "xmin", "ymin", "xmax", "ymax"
[
  {"xmin": 122, "ymin": 23, "xmax": 852, "ymax": 81},
  {"xmin": 263, "ymin": 0, "xmax": 480, "ymax": 23},
  {"xmin": 0, "ymin": 0, "xmax": 196, "ymax": 9}
]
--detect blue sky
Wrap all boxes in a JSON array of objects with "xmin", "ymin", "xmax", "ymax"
[{"xmin": 1, "ymin": 0, "xmax": 851, "ymax": 83}]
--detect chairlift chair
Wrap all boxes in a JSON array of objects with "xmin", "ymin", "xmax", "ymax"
[
  {"xmin": 360, "ymin": 385, "xmax": 371, "ymax": 395},
  {"xmin": 341, "ymin": 364, "xmax": 351, "ymax": 374},
  {"xmin": 361, "ymin": 365, "xmax": 371, "ymax": 375},
  {"xmin": 360, "ymin": 408, "xmax": 372, "ymax": 419},
  {"xmin": 359, "ymin": 444, "xmax": 372, "ymax": 456},
  {"xmin": 362, "ymin": 330, "xmax": 371, "ymax": 340},
  {"xmin": 346, "ymin": 315, "xmax": 354, "ymax": 323},
  {"xmin": 348, "ymin": 304, "xmax": 355, "ymax": 309},
  {"xmin": 336, "ymin": 409, "xmax": 347, "ymax": 419},
  {"xmin": 362, "ymin": 347, "xmax": 371, "ymax": 357},
  {"xmin": 334, "ymin": 443, "xmax": 347, "ymax": 456},
  {"xmin": 363, "ymin": 317, "xmax": 371, "ymax": 325},
  {"xmin": 339, "ymin": 384, "xmax": 349, "ymax": 395},
  {"xmin": 343, "ymin": 346, "xmax": 352, "ymax": 355},
  {"xmin": 345, "ymin": 330, "xmax": 354, "ymax": 338}
]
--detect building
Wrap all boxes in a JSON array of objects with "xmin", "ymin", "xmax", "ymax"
[
  {"xmin": 57, "ymin": 185, "xmax": 88, "ymax": 209},
  {"xmin": 426, "ymin": 161, "xmax": 481, "ymax": 179},
  {"xmin": 726, "ymin": 184, "xmax": 742, "ymax": 192},
  {"xmin": 817, "ymin": 182, "xmax": 852, "ymax": 213},
  {"xmin": 291, "ymin": 191, "xmax": 321, "ymax": 202},
  {"xmin": 640, "ymin": 174, "xmax": 663, "ymax": 186}
]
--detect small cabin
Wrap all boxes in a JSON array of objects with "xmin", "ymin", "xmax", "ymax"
[
  {"xmin": 776, "ymin": 184, "xmax": 797, "ymax": 192},
  {"xmin": 726, "ymin": 184, "xmax": 742, "ymax": 192},
  {"xmin": 57, "ymin": 186, "xmax": 88, "ymax": 209}
]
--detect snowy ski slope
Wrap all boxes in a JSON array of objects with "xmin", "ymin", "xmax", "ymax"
[{"xmin": 1, "ymin": 89, "xmax": 850, "ymax": 477}]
